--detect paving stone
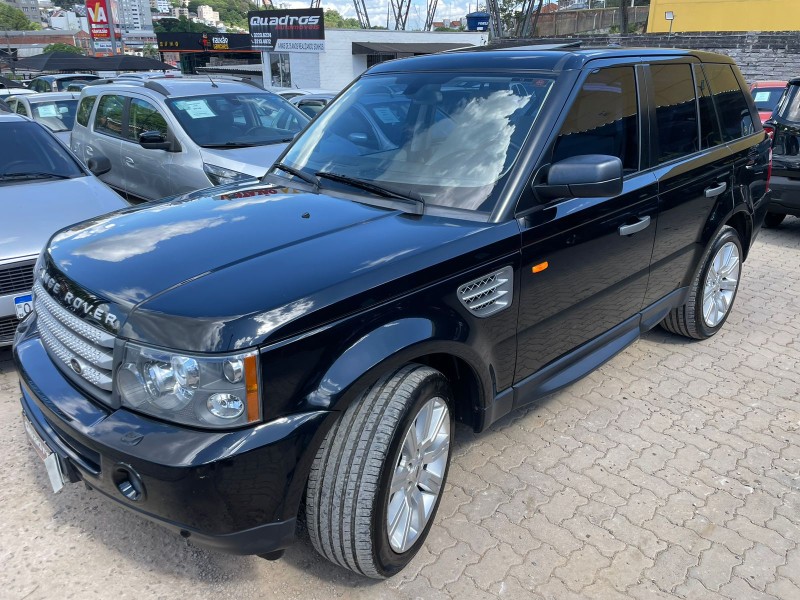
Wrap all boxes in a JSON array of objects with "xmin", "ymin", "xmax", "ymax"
[
  {"xmin": 734, "ymin": 543, "xmax": 784, "ymax": 591},
  {"xmin": 645, "ymin": 545, "xmax": 697, "ymax": 593},
  {"xmin": 688, "ymin": 544, "xmax": 741, "ymax": 592},
  {"xmin": 464, "ymin": 542, "xmax": 524, "ymax": 590}
]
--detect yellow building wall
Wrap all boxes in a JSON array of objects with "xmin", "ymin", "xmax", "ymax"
[{"xmin": 647, "ymin": 0, "xmax": 800, "ymax": 33}]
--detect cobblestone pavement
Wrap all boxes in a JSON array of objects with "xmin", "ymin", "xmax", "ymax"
[{"xmin": 1, "ymin": 220, "xmax": 799, "ymax": 600}]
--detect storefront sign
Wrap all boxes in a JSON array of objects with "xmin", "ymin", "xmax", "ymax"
[
  {"xmin": 156, "ymin": 32, "xmax": 253, "ymax": 52},
  {"xmin": 248, "ymin": 8, "xmax": 325, "ymax": 53},
  {"xmin": 86, "ymin": 0, "xmax": 111, "ymax": 39}
]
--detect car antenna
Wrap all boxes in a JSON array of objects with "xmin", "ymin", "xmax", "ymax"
[{"xmin": 206, "ymin": 75, "xmax": 218, "ymax": 88}]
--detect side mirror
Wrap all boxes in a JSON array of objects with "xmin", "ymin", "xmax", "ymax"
[
  {"xmin": 87, "ymin": 155, "xmax": 111, "ymax": 176},
  {"xmin": 536, "ymin": 155, "xmax": 623, "ymax": 200},
  {"xmin": 139, "ymin": 130, "xmax": 172, "ymax": 151}
]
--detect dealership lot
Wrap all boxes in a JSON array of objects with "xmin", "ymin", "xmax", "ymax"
[{"xmin": 0, "ymin": 220, "xmax": 798, "ymax": 599}]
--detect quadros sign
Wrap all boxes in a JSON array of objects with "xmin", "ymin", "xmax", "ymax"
[{"xmin": 248, "ymin": 8, "xmax": 325, "ymax": 53}]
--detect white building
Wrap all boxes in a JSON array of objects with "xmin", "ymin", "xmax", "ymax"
[
  {"xmin": 118, "ymin": 0, "xmax": 154, "ymax": 32},
  {"xmin": 149, "ymin": 0, "xmax": 171, "ymax": 13},
  {"xmin": 261, "ymin": 29, "xmax": 487, "ymax": 91},
  {"xmin": 171, "ymin": 6, "xmax": 188, "ymax": 18},
  {"xmin": 2, "ymin": 0, "xmax": 40, "ymax": 23},
  {"xmin": 196, "ymin": 5, "xmax": 219, "ymax": 22},
  {"xmin": 49, "ymin": 10, "xmax": 89, "ymax": 34}
]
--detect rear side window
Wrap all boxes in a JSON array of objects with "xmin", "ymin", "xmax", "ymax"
[
  {"xmin": 76, "ymin": 96, "xmax": 94, "ymax": 127},
  {"xmin": 126, "ymin": 98, "xmax": 168, "ymax": 141},
  {"xmin": 15, "ymin": 101, "xmax": 27, "ymax": 116},
  {"xmin": 94, "ymin": 94, "xmax": 125, "ymax": 137},
  {"xmin": 774, "ymin": 84, "xmax": 800, "ymax": 122},
  {"xmin": 552, "ymin": 66, "xmax": 639, "ymax": 173},
  {"xmin": 703, "ymin": 64, "xmax": 755, "ymax": 141},
  {"xmin": 693, "ymin": 64, "xmax": 724, "ymax": 149},
  {"xmin": 652, "ymin": 64, "xmax": 699, "ymax": 164}
]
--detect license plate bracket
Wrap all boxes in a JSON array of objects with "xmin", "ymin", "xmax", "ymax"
[
  {"xmin": 23, "ymin": 414, "xmax": 65, "ymax": 493},
  {"xmin": 14, "ymin": 294, "xmax": 33, "ymax": 320}
]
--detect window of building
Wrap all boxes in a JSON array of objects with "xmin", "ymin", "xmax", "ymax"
[
  {"xmin": 652, "ymin": 64, "xmax": 699, "ymax": 164},
  {"xmin": 552, "ymin": 66, "xmax": 640, "ymax": 173},
  {"xmin": 269, "ymin": 53, "xmax": 291, "ymax": 88},
  {"xmin": 702, "ymin": 63, "xmax": 755, "ymax": 142}
]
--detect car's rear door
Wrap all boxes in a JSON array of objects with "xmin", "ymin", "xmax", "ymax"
[
  {"xmin": 515, "ymin": 63, "xmax": 658, "ymax": 383},
  {"xmin": 88, "ymin": 93, "xmax": 126, "ymax": 194}
]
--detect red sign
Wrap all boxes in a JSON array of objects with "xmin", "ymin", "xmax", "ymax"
[{"xmin": 86, "ymin": 0, "xmax": 111, "ymax": 39}]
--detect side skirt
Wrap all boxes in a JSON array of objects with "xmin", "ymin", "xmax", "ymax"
[{"xmin": 478, "ymin": 287, "xmax": 688, "ymax": 431}]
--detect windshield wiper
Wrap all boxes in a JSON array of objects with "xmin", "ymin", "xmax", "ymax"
[
  {"xmin": 315, "ymin": 171, "xmax": 424, "ymax": 214},
  {"xmin": 201, "ymin": 142, "xmax": 259, "ymax": 149},
  {"xmin": 0, "ymin": 172, "xmax": 72, "ymax": 181},
  {"xmin": 272, "ymin": 162, "xmax": 319, "ymax": 191}
]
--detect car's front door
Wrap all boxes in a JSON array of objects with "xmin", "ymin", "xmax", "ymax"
[
  {"xmin": 89, "ymin": 93, "xmax": 126, "ymax": 194},
  {"xmin": 121, "ymin": 96, "xmax": 174, "ymax": 202},
  {"xmin": 515, "ymin": 64, "xmax": 658, "ymax": 383}
]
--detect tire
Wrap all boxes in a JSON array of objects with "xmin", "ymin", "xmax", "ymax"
[
  {"xmin": 305, "ymin": 364, "xmax": 454, "ymax": 578},
  {"xmin": 763, "ymin": 212, "xmax": 786, "ymax": 228},
  {"xmin": 660, "ymin": 225, "xmax": 743, "ymax": 340}
]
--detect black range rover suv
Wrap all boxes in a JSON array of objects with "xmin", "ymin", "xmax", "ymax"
[
  {"xmin": 14, "ymin": 47, "xmax": 770, "ymax": 578},
  {"xmin": 764, "ymin": 77, "xmax": 800, "ymax": 227}
]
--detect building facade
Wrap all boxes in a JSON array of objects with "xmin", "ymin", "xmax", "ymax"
[
  {"xmin": 196, "ymin": 5, "xmax": 219, "ymax": 23},
  {"xmin": 118, "ymin": 0, "xmax": 154, "ymax": 32},
  {"xmin": 2, "ymin": 0, "xmax": 40, "ymax": 23},
  {"xmin": 647, "ymin": 0, "xmax": 800, "ymax": 33}
]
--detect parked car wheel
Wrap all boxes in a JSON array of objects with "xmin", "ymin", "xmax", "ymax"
[
  {"xmin": 661, "ymin": 226, "xmax": 742, "ymax": 340},
  {"xmin": 763, "ymin": 212, "xmax": 786, "ymax": 228},
  {"xmin": 305, "ymin": 363, "xmax": 453, "ymax": 578}
]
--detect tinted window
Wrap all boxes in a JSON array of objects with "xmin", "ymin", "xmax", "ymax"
[
  {"xmin": 15, "ymin": 101, "xmax": 27, "ymax": 116},
  {"xmin": 703, "ymin": 64, "xmax": 755, "ymax": 141},
  {"xmin": 76, "ymin": 96, "xmax": 94, "ymax": 127},
  {"xmin": 0, "ymin": 121, "xmax": 84, "ymax": 183},
  {"xmin": 127, "ymin": 98, "xmax": 168, "ymax": 141},
  {"xmin": 0, "ymin": 99, "xmax": 9, "ymax": 113},
  {"xmin": 553, "ymin": 66, "xmax": 639, "ymax": 173},
  {"xmin": 94, "ymin": 94, "xmax": 125, "ymax": 137},
  {"xmin": 29, "ymin": 99, "xmax": 78, "ymax": 132},
  {"xmin": 774, "ymin": 83, "xmax": 800, "ymax": 122},
  {"xmin": 297, "ymin": 99, "xmax": 326, "ymax": 118},
  {"xmin": 652, "ymin": 64, "xmax": 699, "ymax": 164},
  {"xmin": 693, "ymin": 64, "xmax": 724, "ymax": 149}
]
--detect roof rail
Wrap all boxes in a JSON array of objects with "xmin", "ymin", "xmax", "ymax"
[
  {"xmin": 144, "ymin": 80, "xmax": 171, "ymax": 97},
  {"xmin": 495, "ymin": 41, "xmax": 583, "ymax": 51}
]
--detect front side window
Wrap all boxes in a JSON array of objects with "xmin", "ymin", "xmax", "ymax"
[
  {"xmin": 652, "ymin": 64, "xmax": 699, "ymax": 164},
  {"xmin": 552, "ymin": 66, "xmax": 639, "ymax": 173},
  {"xmin": 76, "ymin": 96, "xmax": 94, "ymax": 127},
  {"xmin": 94, "ymin": 94, "xmax": 125, "ymax": 137},
  {"xmin": 127, "ymin": 98, "xmax": 169, "ymax": 141},
  {"xmin": 166, "ymin": 93, "xmax": 308, "ymax": 148},
  {"xmin": 29, "ymin": 99, "xmax": 78, "ymax": 132},
  {"xmin": 703, "ymin": 64, "xmax": 755, "ymax": 141},
  {"xmin": 279, "ymin": 72, "xmax": 556, "ymax": 213}
]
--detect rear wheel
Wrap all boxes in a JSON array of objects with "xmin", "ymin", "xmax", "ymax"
[
  {"xmin": 305, "ymin": 364, "xmax": 453, "ymax": 578},
  {"xmin": 764, "ymin": 212, "xmax": 786, "ymax": 228},
  {"xmin": 661, "ymin": 226, "xmax": 742, "ymax": 340}
]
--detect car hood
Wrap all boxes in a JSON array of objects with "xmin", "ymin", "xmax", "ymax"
[
  {"xmin": 198, "ymin": 144, "xmax": 289, "ymax": 178},
  {"xmin": 1, "ymin": 175, "xmax": 127, "ymax": 263},
  {"xmin": 43, "ymin": 182, "xmax": 513, "ymax": 352}
]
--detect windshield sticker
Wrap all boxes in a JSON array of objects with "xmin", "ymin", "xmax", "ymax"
[
  {"xmin": 174, "ymin": 99, "xmax": 216, "ymax": 119},
  {"xmin": 35, "ymin": 104, "xmax": 59, "ymax": 118},
  {"xmin": 754, "ymin": 91, "xmax": 771, "ymax": 103},
  {"xmin": 373, "ymin": 107, "xmax": 400, "ymax": 124}
]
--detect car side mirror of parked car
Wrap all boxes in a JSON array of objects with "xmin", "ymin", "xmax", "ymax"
[
  {"xmin": 139, "ymin": 130, "xmax": 172, "ymax": 151},
  {"xmin": 87, "ymin": 155, "xmax": 112, "ymax": 176},
  {"xmin": 535, "ymin": 155, "xmax": 624, "ymax": 200}
]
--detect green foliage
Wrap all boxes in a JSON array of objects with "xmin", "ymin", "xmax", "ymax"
[
  {"xmin": 43, "ymin": 42, "xmax": 84, "ymax": 55},
  {"xmin": 142, "ymin": 43, "xmax": 160, "ymax": 58},
  {"xmin": 187, "ymin": 0, "xmax": 202, "ymax": 14},
  {"xmin": 153, "ymin": 16, "xmax": 217, "ymax": 33},
  {"xmin": 0, "ymin": 3, "xmax": 41, "ymax": 30},
  {"xmin": 324, "ymin": 8, "xmax": 360, "ymax": 29}
]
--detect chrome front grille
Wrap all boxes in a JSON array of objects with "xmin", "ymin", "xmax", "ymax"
[
  {"xmin": 0, "ymin": 261, "xmax": 35, "ymax": 296},
  {"xmin": 457, "ymin": 266, "xmax": 514, "ymax": 317},
  {"xmin": 33, "ymin": 280, "xmax": 114, "ymax": 391}
]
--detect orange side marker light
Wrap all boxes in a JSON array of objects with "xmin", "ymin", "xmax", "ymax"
[{"xmin": 532, "ymin": 261, "xmax": 549, "ymax": 274}]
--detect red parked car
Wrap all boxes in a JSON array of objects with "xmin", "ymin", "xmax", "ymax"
[{"xmin": 750, "ymin": 80, "xmax": 788, "ymax": 123}]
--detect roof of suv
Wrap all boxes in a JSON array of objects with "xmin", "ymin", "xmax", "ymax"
[
  {"xmin": 369, "ymin": 46, "xmax": 736, "ymax": 75},
  {"xmin": 79, "ymin": 77, "xmax": 266, "ymax": 99}
]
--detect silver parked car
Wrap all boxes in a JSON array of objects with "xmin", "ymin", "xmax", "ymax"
[
  {"xmin": 71, "ymin": 78, "xmax": 310, "ymax": 202},
  {"xmin": 0, "ymin": 113, "xmax": 128, "ymax": 346},
  {"xmin": 5, "ymin": 92, "xmax": 80, "ymax": 144}
]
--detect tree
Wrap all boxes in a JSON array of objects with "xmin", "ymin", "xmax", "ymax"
[
  {"xmin": 323, "ymin": 9, "xmax": 360, "ymax": 29},
  {"xmin": 0, "ymin": 3, "xmax": 41, "ymax": 30},
  {"xmin": 43, "ymin": 42, "xmax": 84, "ymax": 55},
  {"xmin": 142, "ymin": 43, "xmax": 159, "ymax": 58},
  {"xmin": 153, "ymin": 16, "xmax": 217, "ymax": 33}
]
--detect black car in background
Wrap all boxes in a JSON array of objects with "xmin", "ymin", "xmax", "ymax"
[
  {"xmin": 764, "ymin": 78, "xmax": 800, "ymax": 227},
  {"xmin": 14, "ymin": 46, "xmax": 770, "ymax": 579}
]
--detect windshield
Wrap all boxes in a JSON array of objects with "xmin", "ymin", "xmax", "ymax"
[
  {"xmin": 166, "ymin": 92, "xmax": 309, "ymax": 148},
  {"xmin": 0, "ymin": 121, "xmax": 84, "ymax": 184},
  {"xmin": 279, "ymin": 72, "xmax": 555, "ymax": 213},
  {"xmin": 29, "ymin": 99, "xmax": 78, "ymax": 132},
  {"xmin": 752, "ymin": 86, "xmax": 785, "ymax": 112},
  {"xmin": 54, "ymin": 77, "xmax": 96, "ymax": 91}
]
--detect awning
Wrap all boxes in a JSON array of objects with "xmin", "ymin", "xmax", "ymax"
[{"xmin": 352, "ymin": 42, "xmax": 471, "ymax": 55}]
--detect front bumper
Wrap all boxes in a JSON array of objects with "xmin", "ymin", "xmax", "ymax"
[
  {"xmin": 14, "ymin": 322, "xmax": 332, "ymax": 555},
  {"xmin": 768, "ymin": 174, "xmax": 800, "ymax": 215}
]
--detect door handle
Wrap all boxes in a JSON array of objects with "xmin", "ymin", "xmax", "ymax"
[
  {"xmin": 704, "ymin": 182, "xmax": 728, "ymax": 198},
  {"xmin": 619, "ymin": 215, "xmax": 651, "ymax": 236},
  {"xmin": 85, "ymin": 145, "xmax": 94, "ymax": 156},
  {"xmin": 124, "ymin": 157, "xmax": 135, "ymax": 167}
]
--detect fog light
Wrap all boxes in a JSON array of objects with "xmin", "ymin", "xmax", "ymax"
[{"xmin": 207, "ymin": 393, "xmax": 245, "ymax": 419}]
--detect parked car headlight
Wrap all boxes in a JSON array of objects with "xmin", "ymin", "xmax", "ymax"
[
  {"xmin": 203, "ymin": 163, "xmax": 252, "ymax": 186},
  {"xmin": 116, "ymin": 341, "xmax": 260, "ymax": 428}
]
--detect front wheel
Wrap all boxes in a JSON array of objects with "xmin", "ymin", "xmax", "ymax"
[
  {"xmin": 661, "ymin": 226, "xmax": 742, "ymax": 340},
  {"xmin": 305, "ymin": 364, "xmax": 453, "ymax": 578}
]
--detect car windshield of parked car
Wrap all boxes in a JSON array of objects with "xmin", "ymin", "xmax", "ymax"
[
  {"xmin": 752, "ymin": 86, "xmax": 785, "ymax": 112},
  {"xmin": 0, "ymin": 121, "xmax": 84, "ymax": 184},
  {"xmin": 165, "ymin": 93, "xmax": 309, "ymax": 148},
  {"xmin": 279, "ymin": 72, "xmax": 555, "ymax": 213},
  {"xmin": 29, "ymin": 99, "xmax": 78, "ymax": 132}
]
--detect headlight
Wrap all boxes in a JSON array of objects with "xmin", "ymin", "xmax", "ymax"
[
  {"xmin": 203, "ymin": 163, "xmax": 252, "ymax": 186},
  {"xmin": 116, "ymin": 341, "xmax": 260, "ymax": 428}
]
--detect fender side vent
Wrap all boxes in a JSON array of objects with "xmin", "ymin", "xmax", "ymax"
[{"xmin": 457, "ymin": 266, "xmax": 513, "ymax": 317}]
